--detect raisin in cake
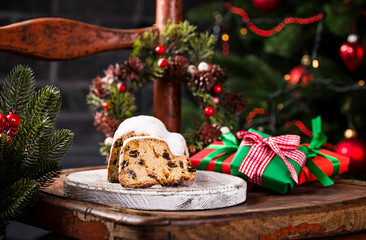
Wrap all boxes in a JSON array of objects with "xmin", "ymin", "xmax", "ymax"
[
  {"xmin": 107, "ymin": 115, "xmax": 195, "ymax": 187},
  {"xmin": 119, "ymin": 136, "xmax": 196, "ymax": 188}
]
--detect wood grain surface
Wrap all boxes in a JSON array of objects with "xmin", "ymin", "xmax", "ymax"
[
  {"xmin": 0, "ymin": 18, "xmax": 156, "ymax": 60},
  {"xmin": 19, "ymin": 165, "xmax": 366, "ymax": 239},
  {"xmin": 153, "ymin": 0, "xmax": 183, "ymax": 132},
  {"xmin": 63, "ymin": 169, "xmax": 247, "ymax": 211}
]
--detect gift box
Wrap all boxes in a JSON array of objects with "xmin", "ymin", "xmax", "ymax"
[
  {"xmin": 298, "ymin": 116, "xmax": 350, "ymax": 186},
  {"xmin": 298, "ymin": 146, "xmax": 350, "ymax": 185},
  {"xmin": 191, "ymin": 129, "xmax": 307, "ymax": 194},
  {"xmin": 190, "ymin": 132, "xmax": 238, "ymax": 175},
  {"xmin": 230, "ymin": 129, "xmax": 307, "ymax": 194}
]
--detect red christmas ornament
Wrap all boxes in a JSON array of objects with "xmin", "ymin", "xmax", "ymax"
[
  {"xmin": 158, "ymin": 58, "xmax": 168, "ymax": 68},
  {"xmin": 212, "ymin": 96, "xmax": 220, "ymax": 105},
  {"xmin": 251, "ymin": 0, "xmax": 283, "ymax": 12},
  {"xmin": 0, "ymin": 113, "xmax": 10, "ymax": 131},
  {"xmin": 336, "ymin": 137, "xmax": 366, "ymax": 174},
  {"xmin": 204, "ymin": 106, "xmax": 215, "ymax": 117},
  {"xmin": 6, "ymin": 112, "xmax": 21, "ymax": 128},
  {"xmin": 339, "ymin": 34, "xmax": 364, "ymax": 72},
  {"xmin": 117, "ymin": 82, "xmax": 127, "ymax": 93},
  {"xmin": 287, "ymin": 65, "xmax": 314, "ymax": 86},
  {"xmin": 155, "ymin": 45, "xmax": 166, "ymax": 55},
  {"xmin": 213, "ymin": 84, "xmax": 223, "ymax": 94},
  {"xmin": 102, "ymin": 101, "xmax": 110, "ymax": 110}
]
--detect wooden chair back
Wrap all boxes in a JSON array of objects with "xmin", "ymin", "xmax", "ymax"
[{"xmin": 0, "ymin": 0, "xmax": 182, "ymax": 131}]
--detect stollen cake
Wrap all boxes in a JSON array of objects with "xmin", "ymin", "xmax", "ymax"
[
  {"xmin": 107, "ymin": 115, "xmax": 196, "ymax": 187},
  {"xmin": 119, "ymin": 136, "xmax": 196, "ymax": 188}
]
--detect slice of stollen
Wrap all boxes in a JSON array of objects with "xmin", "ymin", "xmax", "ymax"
[{"xmin": 119, "ymin": 136, "xmax": 196, "ymax": 188}]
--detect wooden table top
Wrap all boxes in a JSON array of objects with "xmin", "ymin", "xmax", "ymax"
[{"xmin": 21, "ymin": 166, "xmax": 366, "ymax": 240}]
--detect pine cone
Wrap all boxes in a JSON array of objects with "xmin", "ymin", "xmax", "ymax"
[
  {"xmin": 225, "ymin": 91, "xmax": 247, "ymax": 115},
  {"xmin": 167, "ymin": 55, "xmax": 189, "ymax": 80},
  {"xmin": 190, "ymin": 71, "xmax": 215, "ymax": 92},
  {"xmin": 120, "ymin": 57, "xmax": 144, "ymax": 81},
  {"xmin": 91, "ymin": 76, "xmax": 109, "ymax": 98},
  {"xmin": 94, "ymin": 111, "xmax": 120, "ymax": 138},
  {"xmin": 198, "ymin": 123, "xmax": 222, "ymax": 145},
  {"xmin": 210, "ymin": 64, "xmax": 226, "ymax": 85},
  {"xmin": 103, "ymin": 64, "xmax": 121, "ymax": 82}
]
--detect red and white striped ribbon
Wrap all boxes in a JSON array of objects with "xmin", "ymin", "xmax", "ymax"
[{"xmin": 236, "ymin": 131, "xmax": 306, "ymax": 186}]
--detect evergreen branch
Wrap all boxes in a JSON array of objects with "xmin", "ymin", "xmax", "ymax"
[
  {"xmin": 86, "ymin": 92, "xmax": 102, "ymax": 110},
  {"xmin": 24, "ymin": 86, "xmax": 62, "ymax": 125},
  {"xmin": 315, "ymin": 79, "xmax": 366, "ymax": 92},
  {"xmin": 3, "ymin": 84, "xmax": 65, "ymax": 186},
  {"xmin": 9, "ymin": 117, "xmax": 49, "ymax": 182},
  {"xmin": 37, "ymin": 169, "xmax": 60, "ymax": 188},
  {"xmin": 163, "ymin": 20, "xmax": 197, "ymax": 55},
  {"xmin": 21, "ymin": 129, "xmax": 72, "ymax": 183},
  {"xmin": 188, "ymin": 32, "xmax": 217, "ymax": 65},
  {"xmin": 0, "ymin": 65, "xmax": 73, "ymax": 234},
  {"xmin": 0, "ymin": 136, "xmax": 8, "ymax": 188},
  {"xmin": 48, "ymin": 129, "xmax": 74, "ymax": 161},
  {"xmin": 107, "ymin": 87, "xmax": 136, "ymax": 121},
  {"xmin": 29, "ymin": 157, "xmax": 61, "ymax": 187},
  {"xmin": 137, "ymin": 58, "xmax": 164, "ymax": 87},
  {"xmin": 99, "ymin": 142, "xmax": 111, "ymax": 157},
  {"xmin": 131, "ymin": 31, "xmax": 159, "ymax": 60},
  {"xmin": 0, "ymin": 65, "xmax": 35, "ymax": 115},
  {"xmin": 0, "ymin": 179, "xmax": 39, "ymax": 227},
  {"xmin": 188, "ymin": 82, "xmax": 215, "ymax": 107}
]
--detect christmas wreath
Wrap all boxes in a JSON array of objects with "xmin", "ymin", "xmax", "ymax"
[{"xmin": 87, "ymin": 20, "xmax": 247, "ymax": 157}]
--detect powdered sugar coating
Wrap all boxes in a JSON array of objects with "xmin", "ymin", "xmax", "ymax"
[{"xmin": 113, "ymin": 115, "xmax": 188, "ymax": 156}]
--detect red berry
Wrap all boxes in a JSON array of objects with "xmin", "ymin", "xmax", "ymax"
[
  {"xmin": 213, "ymin": 84, "xmax": 223, "ymax": 95},
  {"xmin": 6, "ymin": 127, "xmax": 18, "ymax": 138},
  {"xmin": 0, "ymin": 132, "xmax": 11, "ymax": 143},
  {"xmin": 212, "ymin": 96, "xmax": 219, "ymax": 105},
  {"xmin": 155, "ymin": 45, "xmax": 166, "ymax": 55},
  {"xmin": 204, "ymin": 106, "xmax": 215, "ymax": 117},
  {"xmin": 0, "ymin": 114, "xmax": 10, "ymax": 131},
  {"xmin": 117, "ymin": 82, "xmax": 127, "ymax": 93},
  {"xmin": 6, "ymin": 112, "xmax": 21, "ymax": 128},
  {"xmin": 158, "ymin": 58, "xmax": 168, "ymax": 68},
  {"xmin": 102, "ymin": 102, "xmax": 110, "ymax": 110},
  {"xmin": 188, "ymin": 145, "xmax": 197, "ymax": 155}
]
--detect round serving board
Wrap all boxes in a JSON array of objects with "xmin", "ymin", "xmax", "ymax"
[{"xmin": 63, "ymin": 169, "xmax": 246, "ymax": 211}]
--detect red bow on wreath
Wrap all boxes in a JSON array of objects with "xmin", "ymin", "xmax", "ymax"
[{"xmin": 236, "ymin": 131, "xmax": 306, "ymax": 186}]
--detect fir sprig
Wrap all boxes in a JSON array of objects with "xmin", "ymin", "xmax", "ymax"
[
  {"xmin": 0, "ymin": 179, "xmax": 39, "ymax": 227},
  {"xmin": 188, "ymin": 32, "xmax": 217, "ymax": 65},
  {"xmin": 0, "ymin": 65, "xmax": 73, "ymax": 236},
  {"xmin": 86, "ymin": 92, "xmax": 102, "ymax": 110},
  {"xmin": 0, "ymin": 65, "xmax": 35, "ymax": 115},
  {"xmin": 162, "ymin": 20, "xmax": 197, "ymax": 55},
  {"xmin": 107, "ymin": 85, "xmax": 136, "ymax": 121},
  {"xmin": 188, "ymin": 82, "xmax": 216, "ymax": 107}
]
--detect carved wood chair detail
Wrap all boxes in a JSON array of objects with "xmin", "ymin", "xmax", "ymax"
[{"xmin": 0, "ymin": 0, "xmax": 183, "ymax": 131}]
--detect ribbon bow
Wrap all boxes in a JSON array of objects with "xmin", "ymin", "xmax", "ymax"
[
  {"xmin": 303, "ymin": 116, "xmax": 340, "ymax": 186},
  {"xmin": 236, "ymin": 130, "xmax": 306, "ymax": 186},
  {"xmin": 196, "ymin": 132, "xmax": 238, "ymax": 170}
]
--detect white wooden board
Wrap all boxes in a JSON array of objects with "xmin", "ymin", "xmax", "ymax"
[{"xmin": 63, "ymin": 169, "xmax": 247, "ymax": 211}]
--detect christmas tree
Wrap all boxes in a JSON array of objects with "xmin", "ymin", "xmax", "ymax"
[{"xmin": 185, "ymin": 0, "xmax": 366, "ymax": 177}]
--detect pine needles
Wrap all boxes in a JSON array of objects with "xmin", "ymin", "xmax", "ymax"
[{"xmin": 0, "ymin": 65, "xmax": 74, "ymax": 237}]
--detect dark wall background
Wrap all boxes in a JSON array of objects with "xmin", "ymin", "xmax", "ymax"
[
  {"xmin": 0, "ymin": 0, "xmax": 207, "ymax": 169},
  {"xmin": 1, "ymin": 1, "xmax": 209, "ymax": 239}
]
